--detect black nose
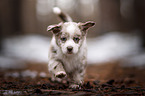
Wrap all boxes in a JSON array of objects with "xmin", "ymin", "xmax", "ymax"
[{"xmin": 67, "ymin": 46, "xmax": 73, "ymax": 52}]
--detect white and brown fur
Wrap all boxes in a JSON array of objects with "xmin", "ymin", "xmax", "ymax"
[{"xmin": 47, "ymin": 7, "xmax": 95, "ymax": 88}]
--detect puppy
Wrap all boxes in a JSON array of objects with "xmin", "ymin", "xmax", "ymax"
[{"xmin": 47, "ymin": 7, "xmax": 95, "ymax": 88}]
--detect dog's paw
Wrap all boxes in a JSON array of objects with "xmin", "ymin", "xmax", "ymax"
[
  {"xmin": 69, "ymin": 84, "xmax": 80, "ymax": 89},
  {"xmin": 55, "ymin": 71, "xmax": 66, "ymax": 78}
]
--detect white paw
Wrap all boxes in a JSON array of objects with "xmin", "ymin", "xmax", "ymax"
[
  {"xmin": 69, "ymin": 84, "xmax": 80, "ymax": 89},
  {"xmin": 55, "ymin": 71, "xmax": 66, "ymax": 78}
]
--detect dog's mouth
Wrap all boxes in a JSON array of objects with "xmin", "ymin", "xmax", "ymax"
[{"xmin": 67, "ymin": 51, "xmax": 73, "ymax": 54}]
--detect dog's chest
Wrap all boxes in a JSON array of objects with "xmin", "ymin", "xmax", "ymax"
[{"xmin": 60, "ymin": 55, "xmax": 82, "ymax": 73}]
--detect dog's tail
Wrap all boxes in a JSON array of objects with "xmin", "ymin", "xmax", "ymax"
[{"xmin": 53, "ymin": 7, "xmax": 73, "ymax": 22}]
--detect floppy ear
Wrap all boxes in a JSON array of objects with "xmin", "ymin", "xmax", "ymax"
[
  {"xmin": 79, "ymin": 21, "xmax": 95, "ymax": 31},
  {"xmin": 47, "ymin": 23, "xmax": 62, "ymax": 35}
]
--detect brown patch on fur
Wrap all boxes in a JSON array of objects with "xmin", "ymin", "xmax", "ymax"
[
  {"xmin": 79, "ymin": 69, "xmax": 83, "ymax": 73},
  {"xmin": 50, "ymin": 46, "xmax": 57, "ymax": 54},
  {"xmin": 56, "ymin": 59, "xmax": 64, "ymax": 67},
  {"xmin": 60, "ymin": 32, "xmax": 69, "ymax": 43},
  {"xmin": 55, "ymin": 32, "xmax": 62, "ymax": 46},
  {"xmin": 77, "ymin": 35, "xmax": 85, "ymax": 52},
  {"xmin": 55, "ymin": 32, "xmax": 70, "ymax": 46},
  {"xmin": 54, "ymin": 65, "xmax": 57, "ymax": 69},
  {"xmin": 73, "ymin": 35, "xmax": 81, "ymax": 44}
]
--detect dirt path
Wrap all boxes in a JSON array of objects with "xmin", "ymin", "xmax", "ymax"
[{"xmin": 0, "ymin": 62, "xmax": 145, "ymax": 95}]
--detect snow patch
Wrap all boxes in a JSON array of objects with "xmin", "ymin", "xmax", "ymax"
[
  {"xmin": 39, "ymin": 72, "xmax": 47, "ymax": 78},
  {"xmin": 0, "ymin": 56, "xmax": 26, "ymax": 69},
  {"xmin": 21, "ymin": 70, "xmax": 38, "ymax": 78},
  {"xmin": 1, "ymin": 32, "xmax": 141, "ymax": 67},
  {"xmin": 5, "ymin": 72, "xmax": 20, "ymax": 78},
  {"xmin": 122, "ymin": 52, "xmax": 145, "ymax": 67},
  {"xmin": 2, "ymin": 35, "xmax": 49, "ymax": 63},
  {"xmin": 87, "ymin": 32, "xmax": 141, "ymax": 63}
]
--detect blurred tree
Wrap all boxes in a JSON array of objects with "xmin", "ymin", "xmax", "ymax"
[
  {"xmin": 120, "ymin": 0, "xmax": 135, "ymax": 31},
  {"xmin": 134, "ymin": 0, "xmax": 145, "ymax": 48},
  {"xmin": 21, "ymin": 0, "xmax": 37, "ymax": 34},
  {"xmin": 0, "ymin": 0, "xmax": 21, "ymax": 37},
  {"xmin": 0, "ymin": 17, "xmax": 2, "ymax": 53},
  {"xmin": 99, "ymin": 0, "xmax": 122, "ymax": 32},
  {"xmin": 0, "ymin": 0, "xmax": 145, "ymax": 41}
]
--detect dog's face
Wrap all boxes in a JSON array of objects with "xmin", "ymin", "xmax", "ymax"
[{"xmin": 47, "ymin": 21, "xmax": 95, "ymax": 55}]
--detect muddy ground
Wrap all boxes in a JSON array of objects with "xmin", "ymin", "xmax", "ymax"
[{"xmin": 0, "ymin": 62, "xmax": 145, "ymax": 96}]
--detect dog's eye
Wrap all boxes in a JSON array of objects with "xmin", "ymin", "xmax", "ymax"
[
  {"xmin": 73, "ymin": 37, "xmax": 80, "ymax": 42},
  {"xmin": 61, "ymin": 37, "xmax": 67, "ymax": 42}
]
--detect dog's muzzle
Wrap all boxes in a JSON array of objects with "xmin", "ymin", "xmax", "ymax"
[{"xmin": 67, "ymin": 46, "xmax": 73, "ymax": 54}]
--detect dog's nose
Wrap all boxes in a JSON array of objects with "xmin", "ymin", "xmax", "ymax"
[{"xmin": 67, "ymin": 46, "xmax": 73, "ymax": 52}]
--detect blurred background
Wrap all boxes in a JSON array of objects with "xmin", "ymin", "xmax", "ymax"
[{"xmin": 0, "ymin": 0, "xmax": 145, "ymax": 70}]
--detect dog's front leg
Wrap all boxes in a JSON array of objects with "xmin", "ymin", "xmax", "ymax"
[{"xmin": 48, "ymin": 59, "xmax": 66, "ymax": 81}]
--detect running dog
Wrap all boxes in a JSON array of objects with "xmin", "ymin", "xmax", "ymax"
[{"xmin": 47, "ymin": 7, "xmax": 95, "ymax": 88}]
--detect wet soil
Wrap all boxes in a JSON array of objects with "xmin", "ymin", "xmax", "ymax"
[{"xmin": 0, "ymin": 62, "xmax": 145, "ymax": 95}]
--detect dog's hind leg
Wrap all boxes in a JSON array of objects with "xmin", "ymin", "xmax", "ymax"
[{"xmin": 69, "ymin": 66, "xmax": 86, "ymax": 89}]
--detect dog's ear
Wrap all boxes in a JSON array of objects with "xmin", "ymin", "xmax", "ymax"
[
  {"xmin": 47, "ymin": 23, "xmax": 62, "ymax": 35},
  {"xmin": 79, "ymin": 21, "xmax": 95, "ymax": 32}
]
